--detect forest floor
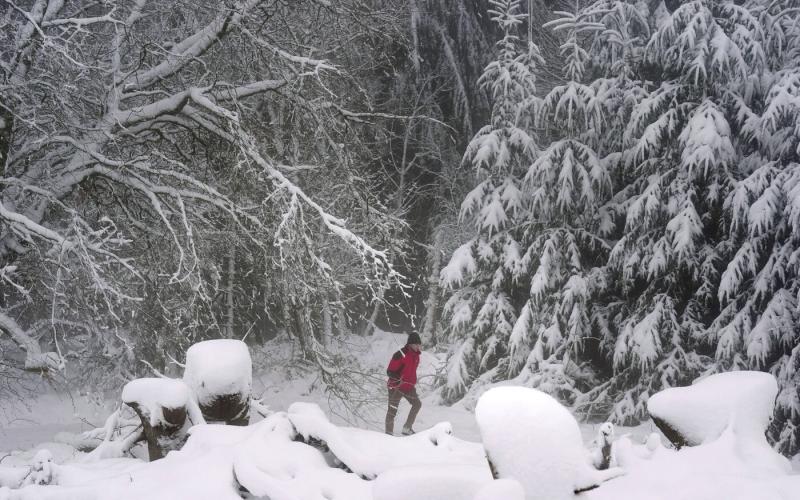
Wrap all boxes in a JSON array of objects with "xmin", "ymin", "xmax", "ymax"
[
  {"xmin": 0, "ymin": 330, "xmax": 655, "ymax": 451},
  {"xmin": 1, "ymin": 331, "xmax": 799, "ymax": 500}
]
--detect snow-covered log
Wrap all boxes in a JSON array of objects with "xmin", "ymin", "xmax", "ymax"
[
  {"xmin": 475, "ymin": 386, "xmax": 623, "ymax": 500},
  {"xmin": 647, "ymin": 371, "xmax": 779, "ymax": 448},
  {"xmin": 183, "ymin": 339, "xmax": 252, "ymax": 425},
  {"xmin": 121, "ymin": 378, "xmax": 200, "ymax": 461},
  {"xmin": 286, "ymin": 402, "xmax": 485, "ymax": 480}
]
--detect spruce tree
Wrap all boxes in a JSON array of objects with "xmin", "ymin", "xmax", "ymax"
[
  {"xmin": 440, "ymin": 0, "xmax": 539, "ymax": 401},
  {"xmin": 442, "ymin": 0, "xmax": 800, "ymax": 456}
]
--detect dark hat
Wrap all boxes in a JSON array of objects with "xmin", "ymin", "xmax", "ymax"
[{"xmin": 407, "ymin": 332, "xmax": 422, "ymax": 345}]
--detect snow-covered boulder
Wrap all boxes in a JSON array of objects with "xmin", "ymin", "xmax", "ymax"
[
  {"xmin": 183, "ymin": 339, "xmax": 252, "ymax": 425},
  {"xmin": 122, "ymin": 377, "xmax": 200, "ymax": 460},
  {"xmin": 475, "ymin": 386, "xmax": 623, "ymax": 500},
  {"xmin": 647, "ymin": 371, "xmax": 778, "ymax": 448}
]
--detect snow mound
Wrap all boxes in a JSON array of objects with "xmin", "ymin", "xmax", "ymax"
[
  {"xmin": 372, "ymin": 464, "xmax": 492, "ymax": 500},
  {"xmin": 473, "ymin": 478, "xmax": 525, "ymax": 500},
  {"xmin": 586, "ymin": 427, "xmax": 799, "ymax": 500},
  {"xmin": 610, "ymin": 434, "xmax": 665, "ymax": 469},
  {"xmin": 0, "ymin": 468, "xmax": 27, "ymax": 490},
  {"xmin": 475, "ymin": 386, "xmax": 623, "ymax": 500},
  {"xmin": 183, "ymin": 339, "xmax": 252, "ymax": 406},
  {"xmin": 287, "ymin": 402, "xmax": 486, "ymax": 480},
  {"xmin": 589, "ymin": 372, "xmax": 794, "ymax": 500},
  {"xmin": 647, "ymin": 371, "xmax": 778, "ymax": 446},
  {"xmin": 0, "ymin": 402, "xmax": 486, "ymax": 500}
]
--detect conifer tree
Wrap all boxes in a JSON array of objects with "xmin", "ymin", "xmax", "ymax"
[
  {"xmin": 502, "ymin": 5, "xmax": 616, "ymax": 403},
  {"xmin": 440, "ymin": 0, "xmax": 539, "ymax": 401},
  {"xmin": 442, "ymin": 0, "xmax": 800, "ymax": 456}
]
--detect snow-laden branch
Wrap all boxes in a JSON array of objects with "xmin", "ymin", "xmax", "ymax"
[
  {"xmin": 41, "ymin": 11, "xmax": 122, "ymax": 28},
  {"xmin": 0, "ymin": 311, "xmax": 60, "ymax": 371},
  {"xmin": 0, "ymin": 200, "xmax": 65, "ymax": 245},
  {"xmin": 231, "ymin": 127, "xmax": 397, "ymax": 282},
  {"xmin": 120, "ymin": 0, "xmax": 262, "ymax": 91},
  {"xmin": 1, "ymin": 0, "xmax": 405, "ymax": 382}
]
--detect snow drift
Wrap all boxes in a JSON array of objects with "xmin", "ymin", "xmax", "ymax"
[{"xmin": 587, "ymin": 371, "xmax": 799, "ymax": 500}]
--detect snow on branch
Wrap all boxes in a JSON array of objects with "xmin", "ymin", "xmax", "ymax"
[
  {"xmin": 0, "ymin": 311, "xmax": 61, "ymax": 371},
  {"xmin": 120, "ymin": 0, "xmax": 262, "ymax": 91}
]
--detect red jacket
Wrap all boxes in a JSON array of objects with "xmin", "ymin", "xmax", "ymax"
[{"xmin": 386, "ymin": 345, "xmax": 420, "ymax": 392}]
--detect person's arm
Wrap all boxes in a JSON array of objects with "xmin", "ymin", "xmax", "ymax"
[{"xmin": 386, "ymin": 350, "xmax": 405, "ymax": 384}]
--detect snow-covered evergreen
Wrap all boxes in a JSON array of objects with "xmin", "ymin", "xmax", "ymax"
[
  {"xmin": 440, "ymin": 0, "xmax": 540, "ymax": 401},
  {"xmin": 442, "ymin": 0, "xmax": 800, "ymax": 455}
]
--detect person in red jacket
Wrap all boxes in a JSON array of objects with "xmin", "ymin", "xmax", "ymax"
[{"xmin": 385, "ymin": 332, "xmax": 422, "ymax": 435}]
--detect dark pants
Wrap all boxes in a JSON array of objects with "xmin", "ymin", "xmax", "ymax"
[{"xmin": 385, "ymin": 387, "xmax": 421, "ymax": 434}]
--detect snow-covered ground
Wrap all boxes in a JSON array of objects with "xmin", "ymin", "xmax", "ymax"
[{"xmin": 1, "ymin": 332, "xmax": 798, "ymax": 499}]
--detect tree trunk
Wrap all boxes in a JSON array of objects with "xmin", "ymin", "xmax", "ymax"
[
  {"xmin": 321, "ymin": 295, "xmax": 332, "ymax": 346},
  {"xmin": 364, "ymin": 290, "xmax": 384, "ymax": 336},
  {"xmin": 125, "ymin": 401, "xmax": 187, "ymax": 461},
  {"xmin": 0, "ymin": 110, "xmax": 12, "ymax": 182},
  {"xmin": 420, "ymin": 227, "xmax": 444, "ymax": 345},
  {"xmin": 225, "ymin": 245, "xmax": 236, "ymax": 339}
]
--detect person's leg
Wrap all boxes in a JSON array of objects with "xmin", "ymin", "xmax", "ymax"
[
  {"xmin": 401, "ymin": 387, "xmax": 422, "ymax": 432},
  {"xmin": 385, "ymin": 388, "xmax": 402, "ymax": 434}
]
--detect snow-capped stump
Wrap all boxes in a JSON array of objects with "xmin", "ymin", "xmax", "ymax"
[
  {"xmin": 475, "ymin": 387, "xmax": 623, "ymax": 500},
  {"xmin": 183, "ymin": 339, "xmax": 252, "ymax": 426},
  {"xmin": 647, "ymin": 371, "xmax": 778, "ymax": 448},
  {"xmin": 122, "ymin": 377, "xmax": 200, "ymax": 461}
]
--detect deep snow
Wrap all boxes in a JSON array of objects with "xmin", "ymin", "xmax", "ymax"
[{"xmin": 0, "ymin": 332, "xmax": 798, "ymax": 500}]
